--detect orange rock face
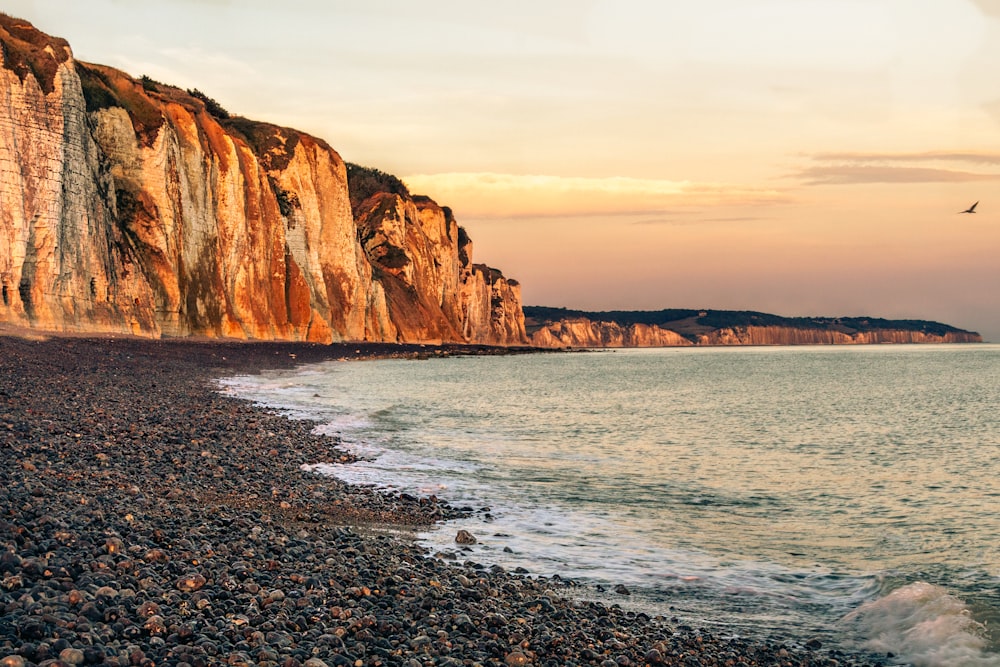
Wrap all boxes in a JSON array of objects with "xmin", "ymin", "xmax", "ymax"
[
  {"xmin": 0, "ymin": 17, "xmax": 526, "ymax": 345},
  {"xmin": 530, "ymin": 318, "xmax": 693, "ymax": 348}
]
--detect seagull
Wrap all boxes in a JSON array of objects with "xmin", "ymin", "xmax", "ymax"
[{"xmin": 959, "ymin": 201, "xmax": 978, "ymax": 214}]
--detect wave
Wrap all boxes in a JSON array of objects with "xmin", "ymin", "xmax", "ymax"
[{"xmin": 844, "ymin": 582, "xmax": 998, "ymax": 667}]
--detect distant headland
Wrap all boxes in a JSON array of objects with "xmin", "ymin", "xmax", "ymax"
[{"xmin": 525, "ymin": 307, "xmax": 982, "ymax": 347}]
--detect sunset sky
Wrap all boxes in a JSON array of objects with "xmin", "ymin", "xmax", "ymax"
[{"xmin": 7, "ymin": 0, "xmax": 1000, "ymax": 340}]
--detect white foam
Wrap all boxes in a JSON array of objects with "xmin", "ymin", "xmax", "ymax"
[
  {"xmin": 845, "ymin": 582, "xmax": 999, "ymax": 667},
  {"xmin": 315, "ymin": 415, "xmax": 374, "ymax": 434}
]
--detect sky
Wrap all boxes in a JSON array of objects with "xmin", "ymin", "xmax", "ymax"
[{"xmin": 6, "ymin": 0, "xmax": 1000, "ymax": 340}]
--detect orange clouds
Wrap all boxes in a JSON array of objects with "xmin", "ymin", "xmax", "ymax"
[
  {"xmin": 403, "ymin": 172, "xmax": 788, "ymax": 218},
  {"xmin": 797, "ymin": 152, "xmax": 1000, "ymax": 185}
]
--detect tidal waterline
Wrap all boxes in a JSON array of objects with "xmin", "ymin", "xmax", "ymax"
[{"xmin": 220, "ymin": 344, "xmax": 1000, "ymax": 665}]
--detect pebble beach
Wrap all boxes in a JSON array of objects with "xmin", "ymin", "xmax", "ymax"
[{"xmin": 0, "ymin": 334, "xmax": 886, "ymax": 667}]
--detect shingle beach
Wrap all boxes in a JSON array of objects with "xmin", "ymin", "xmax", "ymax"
[{"xmin": 0, "ymin": 334, "xmax": 884, "ymax": 667}]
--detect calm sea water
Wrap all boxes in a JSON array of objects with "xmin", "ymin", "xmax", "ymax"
[{"xmin": 220, "ymin": 345, "xmax": 1000, "ymax": 666}]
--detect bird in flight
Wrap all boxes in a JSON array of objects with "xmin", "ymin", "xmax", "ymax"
[{"xmin": 959, "ymin": 201, "xmax": 978, "ymax": 214}]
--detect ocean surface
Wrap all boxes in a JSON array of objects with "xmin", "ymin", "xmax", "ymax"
[{"xmin": 219, "ymin": 344, "xmax": 1000, "ymax": 666}]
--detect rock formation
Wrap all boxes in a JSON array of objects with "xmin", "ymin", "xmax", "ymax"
[
  {"xmin": 526, "ymin": 309, "xmax": 982, "ymax": 348},
  {"xmin": 691, "ymin": 325, "xmax": 980, "ymax": 346},
  {"xmin": 0, "ymin": 15, "xmax": 526, "ymax": 344},
  {"xmin": 530, "ymin": 318, "xmax": 693, "ymax": 348}
]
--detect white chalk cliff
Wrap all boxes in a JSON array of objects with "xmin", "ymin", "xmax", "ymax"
[{"xmin": 0, "ymin": 16, "xmax": 526, "ymax": 344}]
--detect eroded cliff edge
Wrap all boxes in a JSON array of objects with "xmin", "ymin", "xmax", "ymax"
[
  {"xmin": 526, "ymin": 308, "xmax": 982, "ymax": 347},
  {"xmin": 0, "ymin": 16, "xmax": 526, "ymax": 344}
]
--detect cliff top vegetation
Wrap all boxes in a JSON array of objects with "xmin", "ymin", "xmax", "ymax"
[
  {"xmin": 0, "ymin": 13, "xmax": 71, "ymax": 93},
  {"xmin": 523, "ymin": 306, "xmax": 973, "ymax": 338},
  {"xmin": 75, "ymin": 62, "xmax": 165, "ymax": 145},
  {"xmin": 187, "ymin": 88, "xmax": 229, "ymax": 119},
  {"xmin": 223, "ymin": 117, "xmax": 302, "ymax": 171},
  {"xmin": 345, "ymin": 163, "xmax": 410, "ymax": 218}
]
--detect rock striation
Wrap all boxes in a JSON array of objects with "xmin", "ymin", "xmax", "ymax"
[{"xmin": 0, "ymin": 16, "xmax": 526, "ymax": 344}]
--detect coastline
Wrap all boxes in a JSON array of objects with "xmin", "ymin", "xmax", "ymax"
[{"xmin": 0, "ymin": 335, "xmax": 885, "ymax": 666}]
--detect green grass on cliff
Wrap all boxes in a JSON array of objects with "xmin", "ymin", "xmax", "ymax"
[
  {"xmin": 223, "ymin": 117, "xmax": 301, "ymax": 172},
  {"xmin": 75, "ymin": 62, "xmax": 165, "ymax": 145},
  {"xmin": 523, "ymin": 306, "xmax": 973, "ymax": 339},
  {"xmin": 345, "ymin": 163, "xmax": 411, "ymax": 218},
  {"xmin": 0, "ymin": 13, "xmax": 71, "ymax": 94}
]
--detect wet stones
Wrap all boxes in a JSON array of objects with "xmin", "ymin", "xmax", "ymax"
[{"xmin": 454, "ymin": 529, "xmax": 477, "ymax": 545}]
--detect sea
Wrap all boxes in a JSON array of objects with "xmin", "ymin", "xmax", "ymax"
[{"xmin": 218, "ymin": 344, "xmax": 1000, "ymax": 667}]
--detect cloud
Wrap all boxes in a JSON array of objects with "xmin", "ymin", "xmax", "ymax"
[
  {"xmin": 108, "ymin": 46, "xmax": 255, "ymax": 90},
  {"xmin": 970, "ymin": 0, "xmax": 1000, "ymax": 19},
  {"xmin": 110, "ymin": 0, "xmax": 231, "ymax": 4},
  {"xmin": 810, "ymin": 151, "xmax": 1000, "ymax": 165},
  {"xmin": 403, "ymin": 172, "xmax": 787, "ymax": 218},
  {"xmin": 630, "ymin": 217, "xmax": 697, "ymax": 227},
  {"xmin": 158, "ymin": 46, "xmax": 256, "ymax": 76},
  {"xmin": 797, "ymin": 150, "xmax": 1000, "ymax": 185},
  {"xmin": 631, "ymin": 215, "xmax": 765, "ymax": 226},
  {"xmin": 799, "ymin": 166, "xmax": 1000, "ymax": 185}
]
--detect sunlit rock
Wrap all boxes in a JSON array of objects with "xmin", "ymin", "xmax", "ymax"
[{"xmin": 0, "ymin": 16, "xmax": 526, "ymax": 345}]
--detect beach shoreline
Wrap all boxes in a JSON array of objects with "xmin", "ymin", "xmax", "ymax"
[{"xmin": 0, "ymin": 334, "xmax": 884, "ymax": 666}]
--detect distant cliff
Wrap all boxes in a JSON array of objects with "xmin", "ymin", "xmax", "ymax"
[
  {"xmin": 0, "ymin": 15, "xmax": 526, "ymax": 344},
  {"xmin": 525, "ymin": 307, "xmax": 982, "ymax": 347},
  {"xmin": 530, "ymin": 318, "xmax": 693, "ymax": 348}
]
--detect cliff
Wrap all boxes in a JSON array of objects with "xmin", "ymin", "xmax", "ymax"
[
  {"xmin": 525, "ymin": 308, "xmax": 982, "ymax": 348},
  {"xmin": 0, "ymin": 16, "xmax": 526, "ymax": 345},
  {"xmin": 691, "ymin": 325, "xmax": 980, "ymax": 346},
  {"xmin": 355, "ymin": 191, "xmax": 524, "ymax": 345},
  {"xmin": 530, "ymin": 318, "xmax": 693, "ymax": 348}
]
